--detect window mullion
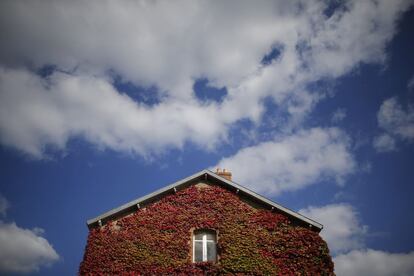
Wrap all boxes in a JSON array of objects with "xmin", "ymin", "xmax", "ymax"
[{"xmin": 202, "ymin": 234, "xmax": 207, "ymax": 262}]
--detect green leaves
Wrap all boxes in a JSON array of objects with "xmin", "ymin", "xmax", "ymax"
[{"xmin": 80, "ymin": 185, "xmax": 334, "ymax": 275}]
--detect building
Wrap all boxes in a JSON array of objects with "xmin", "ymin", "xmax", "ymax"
[{"xmin": 80, "ymin": 169, "xmax": 334, "ymax": 275}]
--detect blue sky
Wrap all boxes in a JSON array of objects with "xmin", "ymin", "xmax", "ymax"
[{"xmin": 0, "ymin": 1, "xmax": 414, "ymax": 275}]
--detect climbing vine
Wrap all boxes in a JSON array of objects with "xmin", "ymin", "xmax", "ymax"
[{"xmin": 80, "ymin": 184, "xmax": 334, "ymax": 275}]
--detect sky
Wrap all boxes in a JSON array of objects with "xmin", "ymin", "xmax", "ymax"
[{"xmin": 0, "ymin": 0, "xmax": 414, "ymax": 275}]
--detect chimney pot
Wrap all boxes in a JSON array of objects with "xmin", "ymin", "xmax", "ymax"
[{"xmin": 215, "ymin": 168, "xmax": 232, "ymax": 181}]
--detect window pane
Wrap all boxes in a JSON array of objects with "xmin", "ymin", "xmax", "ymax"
[
  {"xmin": 194, "ymin": 241, "xmax": 203, "ymax": 262},
  {"xmin": 194, "ymin": 233, "xmax": 204, "ymax": 240},
  {"xmin": 205, "ymin": 232, "xmax": 216, "ymax": 241},
  {"xmin": 207, "ymin": 242, "xmax": 217, "ymax": 262}
]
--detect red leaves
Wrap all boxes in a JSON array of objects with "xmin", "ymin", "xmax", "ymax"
[
  {"xmin": 79, "ymin": 185, "xmax": 334, "ymax": 275},
  {"xmin": 250, "ymin": 209, "xmax": 290, "ymax": 230}
]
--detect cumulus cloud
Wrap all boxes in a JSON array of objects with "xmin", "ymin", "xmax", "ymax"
[
  {"xmin": 216, "ymin": 128, "xmax": 355, "ymax": 195},
  {"xmin": 0, "ymin": 194, "xmax": 8, "ymax": 217},
  {"xmin": 0, "ymin": 68, "xmax": 227, "ymax": 158},
  {"xmin": 378, "ymin": 97, "xmax": 414, "ymax": 139},
  {"xmin": 299, "ymin": 203, "xmax": 414, "ymax": 275},
  {"xmin": 373, "ymin": 133, "xmax": 397, "ymax": 152},
  {"xmin": 334, "ymin": 249, "xmax": 414, "ymax": 276},
  {"xmin": 302, "ymin": 0, "xmax": 411, "ymax": 77},
  {"xmin": 374, "ymin": 96, "xmax": 414, "ymax": 152},
  {"xmin": 0, "ymin": 0, "xmax": 412, "ymax": 157},
  {"xmin": 0, "ymin": 221, "xmax": 59, "ymax": 273},
  {"xmin": 299, "ymin": 203, "xmax": 366, "ymax": 254}
]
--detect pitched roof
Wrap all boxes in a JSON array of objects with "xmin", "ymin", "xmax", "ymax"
[{"xmin": 86, "ymin": 169, "xmax": 323, "ymax": 231}]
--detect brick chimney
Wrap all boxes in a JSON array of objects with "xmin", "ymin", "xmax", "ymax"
[{"xmin": 215, "ymin": 168, "xmax": 232, "ymax": 181}]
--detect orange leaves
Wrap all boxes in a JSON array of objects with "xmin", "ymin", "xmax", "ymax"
[{"xmin": 79, "ymin": 185, "xmax": 333, "ymax": 275}]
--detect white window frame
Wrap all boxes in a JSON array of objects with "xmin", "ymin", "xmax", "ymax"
[{"xmin": 192, "ymin": 230, "xmax": 216, "ymax": 263}]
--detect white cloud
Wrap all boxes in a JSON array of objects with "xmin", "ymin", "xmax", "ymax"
[
  {"xmin": 303, "ymin": 0, "xmax": 412, "ymax": 77},
  {"xmin": 299, "ymin": 203, "xmax": 367, "ymax": 254},
  {"xmin": 216, "ymin": 128, "xmax": 355, "ymax": 195},
  {"xmin": 300, "ymin": 203, "xmax": 414, "ymax": 275},
  {"xmin": 374, "ymin": 96, "xmax": 414, "ymax": 152},
  {"xmin": 299, "ymin": 202, "xmax": 414, "ymax": 275},
  {"xmin": 0, "ymin": 221, "xmax": 59, "ymax": 273},
  {"xmin": 0, "ymin": 0, "xmax": 412, "ymax": 157},
  {"xmin": 334, "ymin": 249, "xmax": 414, "ymax": 276},
  {"xmin": 331, "ymin": 108, "xmax": 347, "ymax": 123},
  {"xmin": 0, "ymin": 68, "xmax": 227, "ymax": 158},
  {"xmin": 373, "ymin": 133, "xmax": 397, "ymax": 152},
  {"xmin": 378, "ymin": 97, "xmax": 414, "ymax": 139}
]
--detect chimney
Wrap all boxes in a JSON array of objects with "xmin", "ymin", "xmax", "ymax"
[{"xmin": 215, "ymin": 168, "xmax": 232, "ymax": 181}]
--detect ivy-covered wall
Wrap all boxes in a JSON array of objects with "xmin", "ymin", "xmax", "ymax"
[{"xmin": 80, "ymin": 183, "xmax": 334, "ymax": 275}]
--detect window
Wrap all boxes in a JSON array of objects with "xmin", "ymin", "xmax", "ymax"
[{"xmin": 193, "ymin": 229, "xmax": 217, "ymax": 262}]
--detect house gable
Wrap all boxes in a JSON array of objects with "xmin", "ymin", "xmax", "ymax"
[
  {"xmin": 80, "ymin": 178, "xmax": 333, "ymax": 274},
  {"xmin": 86, "ymin": 169, "xmax": 322, "ymax": 232}
]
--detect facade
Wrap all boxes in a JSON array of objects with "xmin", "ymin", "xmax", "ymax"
[{"xmin": 80, "ymin": 169, "xmax": 334, "ymax": 275}]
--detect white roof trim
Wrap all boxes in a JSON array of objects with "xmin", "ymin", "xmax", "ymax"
[{"xmin": 87, "ymin": 169, "xmax": 323, "ymax": 231}]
